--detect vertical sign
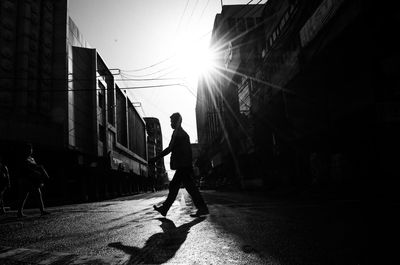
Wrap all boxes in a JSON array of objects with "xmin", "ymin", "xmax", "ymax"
[{"xmin": 300, "ymin": 0, "xmax": 344, "ymax": 47}]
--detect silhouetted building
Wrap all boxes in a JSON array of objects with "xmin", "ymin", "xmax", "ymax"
[
  {"xmin": 196, "ymin": 4, "xmax": 264, "ymax": 189},
  {"xmin": 0, "ymin": 0, "xmax": 148, "ymax": 204},
  {"xmin": 196, "ymin": 0, "xmax": 398, "ymax": 196},
  {"xmin": 190, "ymin": 143, "xmax": 201, "ymax": 184},
  {"xmin": 144, "ymin": 117, "xmax": 168, "ymax": 190}
]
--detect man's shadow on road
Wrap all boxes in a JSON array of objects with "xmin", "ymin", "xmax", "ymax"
[{"xmin": 108, "ymin": 217, "xmax": 206, "ymax": 264}]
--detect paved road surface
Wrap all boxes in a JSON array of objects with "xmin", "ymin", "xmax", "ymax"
[{"xmin": 0, "ymin": 189, "xmax": 365, "ymax": 264}]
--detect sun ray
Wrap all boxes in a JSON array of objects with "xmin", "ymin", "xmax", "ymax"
[{"xmin": 202, "ymin": 71, "xmax": 243, "ymax": 178}]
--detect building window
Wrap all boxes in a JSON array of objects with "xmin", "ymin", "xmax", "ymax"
[
  {"xmin": 238, "ymin": 79, "xmax": 251, "ymax": 116},
  {"xmin": 99, "ymin": 124, "xmax": 105, "ymax": 142},
  {"xmin": 280, "ymin": 16, "xmax": 286, "ymax": 30},
  {"xmin": 98, "ymin": 80, "xmax": 105, "ymax": 108},
  {"xmin": 290, "ymin": 3, "xmax": 295, "ymax": 13},
  {"xmin": 98, "ymin": 92, "xmax": 104, "ymax": 108},
  {"xmin": 107, "ymin": 83, "xmax": 115, "ymax": 126},
  {"xmin": 116, "ymin": 88, "xmax": 127, "ymax": 147},
  {"xmin": 285, "ymin": 12, "xmax": 289, "ymax": 21}
]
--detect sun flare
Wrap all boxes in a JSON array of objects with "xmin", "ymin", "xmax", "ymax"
[{"xmin": 173, "ymin": 36, "xmax": 217, "ymax": 82}]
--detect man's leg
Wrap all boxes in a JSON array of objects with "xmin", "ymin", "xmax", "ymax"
[
  {"xmin": 36, "ymin": 187, "xmax": 50, "ymax": 215},
  {"xmin": 181, "ymin": 168, "xmax": 208, "ymax": 212},
  {"xmin": 17, "ymin": 192, "xmax": 29, "ymax": 217},
  {"xmin": 154, "ymin": 170, "xmax": 184, "ymax": 216},
  {"xmin": 162, "ymin": 170, "xmax": 183, "ymax": 211},
  {"xmin": 37, "ymin": 188, "xmax": 44, "ymax": 212}
]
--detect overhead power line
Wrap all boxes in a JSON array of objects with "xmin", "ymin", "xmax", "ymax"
[
  {"xmin": 120, "ymin": 0, "xmax": 264, "ymax": 75},
  {"xmin": 0, "ymin": 76, "xmax": 185, "ymax": 82},
  {"xmin": 120, "ymin": 63, "xmax": 178, "ymax": 77},
  {"xmin": 198, "ymin": 0, "xmax": 212, "ymax": 21},
  {"xmin": 74, "ymin": 83, "xmax": 185, "ymax": 91},
  {"xmin": 186, "ymin": 0, "xmax": 201, "ymax": 29},
  {"xmin": 0, "ymin": 83, "xmax": 185, "ymax": 92},
  {"xmin": 120, "ymin": 57, "xmax": 173, "ymax": 73},
  {"xmin": 176, "ymin": 0, "xmax": 191, "ymax": 34}
]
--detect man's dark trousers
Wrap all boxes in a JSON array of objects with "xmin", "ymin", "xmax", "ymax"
[{"xmin": 163, "ymin": 167, "xmax": 207, "ymax": 211}]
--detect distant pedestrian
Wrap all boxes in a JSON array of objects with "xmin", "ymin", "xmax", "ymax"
[
  {"xmin": 149, "ymin": 113, "xmax": 209, "ymax": 217},
  {"xmin": 0, "ymin": 155, "xmax": 10, "ymax": 215},
  {"xmin": 17, "ymin": 143, "xmax": 50, "ymax": 217}
]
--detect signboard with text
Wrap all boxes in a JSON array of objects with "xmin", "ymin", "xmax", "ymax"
[{"xmin": 300, "ymin": 0, "xmax": 344, "ymax": 47}]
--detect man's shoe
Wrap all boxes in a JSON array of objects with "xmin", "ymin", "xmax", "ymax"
[
  {"xmin": 153, "ymin": 205, "xmax": 167, "ymax": 217},
  {"xmin": 190, "ymin": 208, "xmax": 209, "ymax": 217}
]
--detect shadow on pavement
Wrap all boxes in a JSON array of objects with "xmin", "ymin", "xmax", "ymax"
[
  {"xmin": 207, "ymin": 200, "xmax": 365, "ymax": 265},
  {"xmin": 108, "ymin": 217, "xmax": 205, "ymax": 264}
]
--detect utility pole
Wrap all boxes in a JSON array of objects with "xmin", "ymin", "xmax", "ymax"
[{"xmin": 220, "ymin": 0, "xmax": 223, "ymax": 9}]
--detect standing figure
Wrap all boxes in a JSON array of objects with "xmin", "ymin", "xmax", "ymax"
[
  {"xmin": 0, "ymin": 155, "xmax": 10, "ymax": 214},
  {"xmin": 17, "ymin": 143, "xmax": 50, "ymax": 217},
  {"xmin": 149, "ymin": 113, "xmax": 209, "ymax": 217}
]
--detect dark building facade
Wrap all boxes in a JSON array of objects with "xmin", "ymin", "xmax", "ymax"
[
  {"xmin": 196, "ymin": 4, "xmax": 264, "ymax": 189},
  {"xmin": 0, "ymin": 0, "xmax": 148, "ymax": 205},
  {"xmin": 196, "ymin": 0, "xmax": 399, "ymax": 195},
  {"xmin": 144, "ymin": 117, "xmax": 168, "ymax": 191}
]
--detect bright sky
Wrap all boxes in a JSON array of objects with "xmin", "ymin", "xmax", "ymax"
[{"xmin": 68, "ymin": 0, "xmax": 264, "ymax": 177}]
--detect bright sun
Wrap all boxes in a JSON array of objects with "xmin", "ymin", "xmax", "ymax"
[{"xmin": 173, "ymin": 36, "xmax": 216, "ymax": 82}]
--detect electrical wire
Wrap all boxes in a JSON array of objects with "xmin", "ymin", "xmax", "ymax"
[
  {"xmin": 0, "ymin": 83, "xmax": 186, "ymax": 92},
  {"xmin": 175, "ymin": 0, "xmax": 191, "ymax": 34},
  {"xmin": 198, "ymin": 0, "xmax": 211, "ymax": 21},
  {"xmin": 185, "ymin": 0, "xmax": 201, "ymax": 29},
  {"xmin": 117, "ymin": 1, "xmax": 265, "ymax": 76},
  {"xmin": 1, "ymin": 2, "xmax": 293, "ymax": 104}
]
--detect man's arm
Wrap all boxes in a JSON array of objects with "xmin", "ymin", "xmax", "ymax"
[
  {"xmin": 149, "ymin": 146, "xmax": 171, "ymax": 164},
  {"xmin": 148, "ymin": 130, "xmax": 176, "ymax": 164}
]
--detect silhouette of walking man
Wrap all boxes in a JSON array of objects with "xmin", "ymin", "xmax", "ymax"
[
  {"xmin": 17, "ymin": 143, "xmax": 50, "ymax": 217},
  {"xmin": 149, "ymin": 113, "xmax": 209, "ymax": 217}
]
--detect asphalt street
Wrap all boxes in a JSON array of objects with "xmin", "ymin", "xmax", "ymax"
[{"xmin": 0, "ymin": 189, "xmax": 365, "ymax": 265}]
